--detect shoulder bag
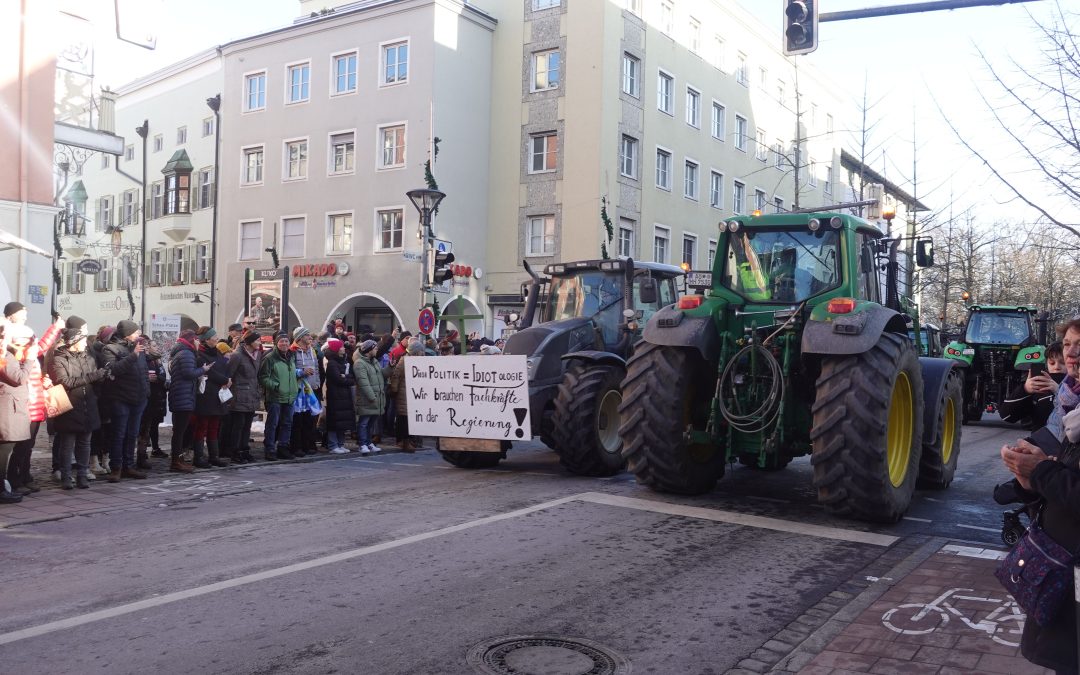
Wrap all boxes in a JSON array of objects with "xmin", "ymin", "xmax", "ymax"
[
  {"xmin": 994, "ymin": 509, "xmax": 1079, "ymax": 626},
  {"xmin": 44, "ymin": 385, "xmax": 73, "ymax": 418}
]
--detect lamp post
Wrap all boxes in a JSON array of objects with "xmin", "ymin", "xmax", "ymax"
[
  {"xmin": 406, "ymin": 188, "xmax": 446, "ymax": 310},
  {"xmin": 206, "ymin": 94, "xmax": 221, "ymax": 326},
  {"xmin": 135, "ymin": 120, "xmax": 149, "ymax": 328}
]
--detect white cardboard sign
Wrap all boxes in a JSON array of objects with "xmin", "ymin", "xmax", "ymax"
[{"xmin": 404, "ymin": 355, "xmax": 532, "ymax": 441}]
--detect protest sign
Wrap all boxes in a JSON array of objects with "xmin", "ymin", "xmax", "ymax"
[{"xmin": 404, "ymin": 355, "xmax": 531, "ymax": 441}]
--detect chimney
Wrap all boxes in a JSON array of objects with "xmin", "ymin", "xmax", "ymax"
[{"xmin": 98, "ymin": 88, "xmax": 116, "ymax": 133}]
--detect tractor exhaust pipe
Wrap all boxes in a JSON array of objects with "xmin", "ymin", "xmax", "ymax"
[{"xmin": 518, "ymin": 259, "xmax": 543, "ymax": 330}]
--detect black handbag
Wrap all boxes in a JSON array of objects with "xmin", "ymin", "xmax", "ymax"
[{"xmin": 995, "ymin": 511, "xmax": 1078, "ymax": 626}]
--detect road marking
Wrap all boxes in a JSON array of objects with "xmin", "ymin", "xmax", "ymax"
[
  {"xmin": 0, "ymin": 491, "xmax": 894, "ymax": 645},
  {"xmin": 903, "ymin": 516, "xmax": 932, "ymax": 523},
  {"xmin": 955, "ymin": 524, "xmax": 1002, "ymax": 534}
]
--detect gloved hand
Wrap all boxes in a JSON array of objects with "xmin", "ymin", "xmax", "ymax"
[{"xmin": 1064, "ymin": 408, "xmax": 1080, "ymax": 443}]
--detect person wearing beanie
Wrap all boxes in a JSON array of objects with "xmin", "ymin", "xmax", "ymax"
[
  {"xmin": 99, "ymin": 320, "xmax": 149, "ymax": 481},
  {"xmin": 165, "ymin": 329, "xmax": 206, "ymax": 474},
  {"xmin": 224, "ymin": 331, "xmax": 264, "ymax": 464},
  {"xmin": 7, "ymin": 311, "xmax": 63, "ymax": 494},
  {"xmin": 191, "ymin": 327, "xmax": 232, "ymax": 468},
  {"xmin": 322, "ymin": 338, "xmax": 353, "ymax": 454},
  {"xmin": 353, "ymin": 337, "xmax": 385, "ymax": 455},
  {"xmin": 87, "ymin": 325, "xmax": 115, "ymax": 476},
  {"xmin": 136, "ymin": 337, "xmax": 168, "ymax": 465},
  {"xmin": 226, "ymin": 323, "xmax": 244, "ymax": 349},
  {"xmin": 3, "ymin": 301, "xmax": 26, "ymax": 323},
  {"xmin": 258, "ymin": 332, "xmax": 299, "ymax": 460},
  {"xmin": 0, "ymin": 321, "xmax": 33, "ymax": 503},
  {"xmin": 289, "ymin": 326, "xmax": 323, "ymax": 457},
  {"xmin": 387, "ymin": 338, "xmax": 427, "ymax": 452}
]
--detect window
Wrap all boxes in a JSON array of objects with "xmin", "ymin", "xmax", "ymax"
[
  {"xmin": 125, "ymin": 145, "xmax": 134, "ymax": 162},
  {"xmin": 282, "ymin": 217, "xmax": 305, "ymax": 258},
  {"xmin": 332, "ymin": 52, "xmax": 358, "ymax": 95},
  {"xmin": 532, "ymin": 50, "xmax": 560, "ymax": 91},
  {"xmin": 808, "ymin": 159, "xmax": 818, "ymax": 187},
  {"xmin": 754, "ymin": 189, "xmax": 767, "ymax": 212},
  {"xmin": 619, "ymin": 135, "xmax": 638, "ymax": 179},
  {"xmin": 153, "ymin": 134, "xmax": 163, "ymax": 152},
  {"xmin": 121, "ymin": 190, "xmax": 136, "ymax": 226},
  {"xmin": 529, "ymin": 132, "xmax": 558, "ymax": 173},
  {"xmin": 655, "ymin": 148, "xmax": 671, "ymax": 190},
  {"xmin": 773, "ymin": 140, "xmax": 784, "ymax": 169},
  {"xmin": 618, "ymin": 218, "xmax": 634, "ymax": 258},
  {"xmin": 202, "ymin": 117, "xmax": 214, "ymax": 137},
  {"xmin": 811, "ymin": 103, "xmax": 819, "ymax": 130},
  {"xmin": 176, "ymin": 126, "xmax": 187, "ymax": 146},
  {"xmin": 286, "ymin": 62, "xmax": 310, "ymax": 104},
  {"xmin": 377, "ymin": 209, "xmax": 404, "ymax": 250},
  {"xmin": 164, "ymin": 172, "xmax": 190, "ymax": 215},
  {"xmin": 116, "ymin": 254, "xmax": 132, "ymax": 290},
  {"xmin": 329, "ymin": 131, "xmax": 355, "ymax": 174},
  {"xmin": 657, "ymin": 71, "xmax": 673, "ymax": 114},
  {"xmin": 239, "ymin": 221, "xmax": 262, "ymax": 261},
  {"xmin": 733, "ymin": 180, "xmax": 746, "ymax": 214},
  {"xmin": 382, "ymin": 41, "xmax": 408, "ymax": 85},
  {"xmin": 824, "ymin": 164, "xmax": 833, "ymax": 194},
  {"xmin": 196, "ymin": 168, "xmax": 214, "ymax": 209},
  {"xmin": 755, "ymin": 128, "xmax": 767, "ymax": 161},
  {"xmin": 245, "ymin": 71, "xmax": 266, "ymax": 111},
  {"xmin": 96, "ymin": 195, "xmax": 113, "ymax": 232},
  {"xmin": 148, "ymin": 248, "xmax": 163, "ymax": 286},
  {"xmin": 759, "ymin": 66, "xmax": 768, "ymax": 89},
  {"xmin": 624, "ymin": 0, "xmax": 642, "ymax": 16},
  {"xmin": 735, "ymin": 115, "xmax": 748, "ymax": 152},
  {"xmin": 708, "ymin": 240, "xmax": 717, "ymax": 268},
  {"xmin": 188, "ymin": 242, "xmax": 208, "ymax": 283},
  {"xmin": 711, "ymin": 101, "xmax": 725, "ymax": 140},
  {"xmin": 533, "ymin": 0, "xmax": 559, "ymax": 8},
  {"xmin": 327, "ymin": 213, "xmax": 353, "ymax": 254},
  {"xmin": 169, "ymin": 245, "xmax": 187, "ymax": 285},
  {"xmin": 660, "ymin": 1, "xmax": 673, "ymax": 34},
  {"xmin": 709, "ymin": 171, "xmax": 723, "ymax": 209},
  {"xmin": 777, "ymin": 80, "xmax": 786, "ymax": 106},
  {"xmin": 774, "ymin": 196, "xmax": 784, "ymax": 214},
  {"xmin": 527, "ymin": 215, "xmax": 555, "ymax": 256},
  {"xmin": 653, "ymin": 226, "xmax": 669, "ymax": 264},
  {"xmin": 827, "ymin": 113, "xmax": 834, "ymax": 136},
  {"xmin": 713, "ymin": 35, "xmax": 725, "ymax": 70},
  {"xmin": 101, "ymin": 154, "xmax": 110, "ymax": 169},
  {"xmin": 379, "ymin": 125, "xmax": 406, "ymax": 168},
  {"xmin": 284, "ymin": 139, "xmax": 308, "ymax": 180},
  {"xmin": 684, "ymin": 160, "xmax": 698, "ymax": 200},
  {"xmin": 94, "ymin": 258, "xmax": 111, "ymax": 291},
  {"xmin": 150, "ymin": 181, "xmax": 164, "ymax": 219},
  {"xmin": 622, "ymin": 53, "xmax": 640, "ymax": 97},
  {"xmin": 736, "ymin": 52, "xmax": 748, "ymax": 86},
  {"xmin": 688, "ymin": 18, "xmax": 701, "ymax": 53},
  {"xmin": 242, "ymin": 146, "xmax": 264, "ymax": 185},
  {"xmin": 66, "ymin": 262, "xmax": 84, "ymax": 294},
  {"xmin": 686, "ymin": 87, "xmax": 700, "ymax": 127},
  {"xmin": 682, "ymin": 235, "xmax": 696, "ymax": 269}
]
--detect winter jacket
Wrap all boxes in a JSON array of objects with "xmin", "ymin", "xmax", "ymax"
[
  {"xmin": 999, "ymin": 381, "xmax": 1056, "ymax": 430},
  {"xmin": 100, "ymin": 335, "xmax": 148, "ymax": 405},
  {"xmin": 26, "ymin": 322, "xmax": 61, "ymax": 423},
  {"xmin": 226, "ymin": 345, "xmax": 262, "ymax": 413},
  {"xmin": 194, "ymin": 344, "xmax": 230, "ymax": 417},
  {"xmin": 323, "ymin": 352, "xmax": 355, "ymax": 432},
  {"xmin": 290, "ymin": 344, "xmax": 324, "ymax": 399},
  {"xmin": 354, "ymin": 354, "xmax": 386, "ymax": 418},
  {"xmin": 144, "ymin": 354, "xmax": 168, "ymax": 425},
  {"xmin": 0, "ymin": 352, "xmax": 32, "ymax": 442},
  {"xmin": 387, "ymin": 356, "xmax": 411, "ymax": 416},
  {"xmin": 168, "ymin": 339, "xmax": 202, "ymax": 413},
  {"xmin": 48, "ymin": 346, "xmax": 109, "ymax": 433},
  {"xmin": 259, "ymin": 348, "xmax": 300, "ymax": 405}
]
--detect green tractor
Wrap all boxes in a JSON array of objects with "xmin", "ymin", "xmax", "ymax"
[
  {"xmin": 618, "ymin": 212, "xmax": 963, "ymax": 523},
  {"xmin": 942, "ymin": 305, "xmax": 1044, "ymax": 424}
]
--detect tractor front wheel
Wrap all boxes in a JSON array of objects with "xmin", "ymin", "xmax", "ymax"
[
  {"xmin": 811, "ymin": 332, "xmax": 924, "ymax": 523},
  {"xmin": 918, "ymin": 369, "xmax": 963, "ymax": 489},
  {"xmin": 618, "ymin": 343, "xmax": 723, "ymax": 494},
  {"xmin": 551, "ymin": 363, "xmax": 627, "ymax": 477}
]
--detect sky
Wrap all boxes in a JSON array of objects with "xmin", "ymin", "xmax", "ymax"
[{"xmin": 83, "ymin": 0, "xmax": 1070, "ymax": 228}]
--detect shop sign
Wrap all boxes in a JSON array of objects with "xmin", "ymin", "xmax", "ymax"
[
  {"xmin": 55, "ymin": 296, "xmax": 73, "ymax": 311},
  {"xmin": 78, "ymin": 259, "xmax": 102, "ymax": 275},
  {"xmin": 291, "ymin": 261, "xmax": 349, "ymax": 277},
  {"xmin": 295, "ymin": 279, "xmax": 338, "ymax": 290},
  {"xmin": 99, "ymin": 296, "xmax": 126, "ymax": 311}
]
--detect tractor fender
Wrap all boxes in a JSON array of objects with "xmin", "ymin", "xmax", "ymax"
[
  {"xmin": 642, "ymin": 305, "xmax": 720, "ymax": 361},
  {"xmin": 918, "ymin": 357, "xmax": 957, "ymax": 444},
  {"xmin": 801, "ymin": 305, "xmax": 908, "ymax": 356},
  {"xmin": 561, "ymin": 350, "xmax": 626, "ymax": 369}
]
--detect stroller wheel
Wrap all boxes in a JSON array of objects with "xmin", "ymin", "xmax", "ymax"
[{"xmin": 1002, "ymin": 525, "xmax": 1024, "ymax": 547}]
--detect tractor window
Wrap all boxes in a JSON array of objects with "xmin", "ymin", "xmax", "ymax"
[
  {"xmin": 632, "ymin": 275, "xmax": 678, "ymax": 326},
  {"xmin": 965, "ymin": 313, "xmax": 1033, "ymax": 345},
  {"xmin": 546, "ymin": 271, "xmax": 624, "ymax": 344},
  {"xmin": 857, "ymin": 233, "xmax": 880, "ymax": 303},
  {"xmin": 721, "ymin": 228, "xmax": 840, "ymax": 303}
]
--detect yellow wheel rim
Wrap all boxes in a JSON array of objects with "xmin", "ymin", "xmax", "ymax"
[
  {"xmin": 887, "ymin": 371, "xmax": 913, "ymax": 488},
  {"xmin": 941, "ymin": 397, "xmax": 955, "ymax": 465}
]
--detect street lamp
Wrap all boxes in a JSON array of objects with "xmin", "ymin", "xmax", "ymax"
[{"xmin": 407, "ymin": 188, "xmax": 446, "ymax": 308}]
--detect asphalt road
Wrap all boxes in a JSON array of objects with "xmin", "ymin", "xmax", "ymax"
[{"xmin": 0, "ymin": 416, "xmax": 1024, "ymax": 674}]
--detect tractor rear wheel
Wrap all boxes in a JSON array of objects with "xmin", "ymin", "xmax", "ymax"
[
  {"xmin": 918, "ymin": 369, "xmax": 963, "ymax": 489},
  {"xmin": 439, "ymin": 450, "xmax": 503, "ymax": 469},
  {"xmin": 811, "ymin": 332, "xmax": 924, "ymax": 523},
  {"xmin": 618, "ymin": 342, "xmax": 723, "ymax": 494},
  {"xmin": 551, "ymin": 363, "xmax": 627, "ymax": 477}
]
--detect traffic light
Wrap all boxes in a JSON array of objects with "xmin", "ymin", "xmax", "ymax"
[
  {"xmin": 431, "ymin": 249, "xmax": 455, "ymax": 286},
  {"xmin": 783, "ymin": 0, "xmax": 818, "ymax": 56}
]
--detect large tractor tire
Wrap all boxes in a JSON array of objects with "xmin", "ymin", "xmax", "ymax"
[
  {"xmin": 439, "ymin": 450, "xmax": 503, "ymax": 469},
  {"xmin": 550, "ymin": 363, "xmax": 627, "ymax": 477},
  {"xmin": 810, "ymin": 332, "xmax": 924, "ymax": 523},
  {"xmin": 618, "ymin": 342, "xmax": 723, "ymax": 494},
  {"xmin": 918, "ymin": 369, "xmax": 963, "ymax": 489}
]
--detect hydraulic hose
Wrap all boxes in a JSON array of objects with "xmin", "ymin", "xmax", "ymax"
[{"xmin": 718, "ymin": 344, "xmax": 784, "ymax": 434}]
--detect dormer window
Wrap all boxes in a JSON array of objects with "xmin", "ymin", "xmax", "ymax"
[{"xmin": 162, "ymin": 150, "xmax": 193, "ymax": 215}]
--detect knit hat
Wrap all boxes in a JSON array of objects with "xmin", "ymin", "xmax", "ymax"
[
  {"xmin": 275, "ymin": 332, "xmax": 290, "ymax": 343},
  {"xmin": 97, "ymin": 325, "xmax": 115, "ymax": 343},
  {"xmin": 242, "ymin": 331, "xmax": 261, "ymax": 346},
  {"xmin": 445, "ymin": 330, "xmax": 459, "ymax": 343},
  {"xmin": 178, "ymin": 329, "xmax": 197, "ymax": 343},
  {"xmin": 62, "ymin": 316, "xmax": 88, "ymax": 344},
  {"xmin": 360, "ymin": 339, "xmax": 378, "ymax": 353},
  {"xmin": 406, "ymin": 338, "xmax": 425, "ymax": 356},
  {"xmin": 326, "ymin": 338, "xmax": 344, "ymax": 353},
  {"xmin": 115, "ymin": 319, "xmax": 140, "ymax": 339},
  {"xmin": 196, "ymin": 326, "xmax": 216, "ymax": 341},
  {"xmin": 66, "ymin": 315, "xmax": 87, "ymax": 331},
  {"xmin": 293, "ymin": 326, "xmax": 311, "ymax": 341},
  {"xmin": 216, "ymin": 341, "xmax": 232, "ymax": 355},
  {"xmin": 3, "ymin": 301, "xmax": 25, "ymax": 318}
]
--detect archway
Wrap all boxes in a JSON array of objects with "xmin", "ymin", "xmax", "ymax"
[
  {"xmin": 323, "ymin": 292, "xmax": 403, "ymax": 338},
  {"xmin": 438, "ymin": 295, "xmax": 485, "ymax": 339}
]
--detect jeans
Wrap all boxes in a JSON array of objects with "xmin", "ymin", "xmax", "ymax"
[
  {"xmin": 358, "ymin": 415, "xmax": 376, "ymax": 446},
  {"xmin": 264, "ymin": 402, "xmax": 293, "ymax": 453},
  {"xmin": 327, "ymin": 429, "xmax": 346, "ymax": 449},
  {"xmin": 171, "ymin": 410, "xmax": 192, "ymax": 461},
  {"xmin": 109, "ymin": 399, "xmax": 147, "ymax": 470},
  {"xmin": 228, "ymin": 411, "xmax": 255, "ymax": 456},
  {"xmin": 10, "ymin": 420, "xmax": 40, "ymax": 487},
  {"xmin": 58, "ymin": 432, "xmax": 92, "ymax": 479}
]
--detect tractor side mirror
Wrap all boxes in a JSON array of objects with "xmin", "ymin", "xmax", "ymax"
[
  {"xmin": 916, "ymin": 239, "xmax": 934, "ymax": 268},
  {"xmin": 638, "ymin": 277, "xmax": 658, "ymax": 304}
]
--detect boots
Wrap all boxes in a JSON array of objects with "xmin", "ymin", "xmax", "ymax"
[
  {"xmin": 107, "ymin": 467, "xmax": 122, "ymax": 483},
  {"xmin": 0, "ymin": 479, "xmax": 21, "ymax": 503},
  {"xmin": 90, "ymin": 456, "xmax": 106, "ymax": 475},
  {"xmin": 170, "ymin": 457, "xmax": 195, "ymax": 473},
  {"xmin": 121, "ymin": 467, "xmax": 147, "ymax": 479},
  {"xmin": 136, "ymin": 440, "xmax": 152, "ymax": 470},
  {"xmin": 400, "ymin": 438, "xmax": 415, "ymax": 453},
  {"xmin": 192, "ymin": 440, "xmax": 210, "ymax": 469},
  {"xmin": 207, "ymin": 440, "xmax": 229, "ymax": 467}
]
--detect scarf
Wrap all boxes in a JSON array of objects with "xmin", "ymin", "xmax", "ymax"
[{"xmin": 1047, "ymin": 375, "xmax": 1080, "ymax": 441}]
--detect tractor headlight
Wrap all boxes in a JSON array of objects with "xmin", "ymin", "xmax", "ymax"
[
  {"xmin": 727, "ymin": 220, "xmax": 740, "ymax": 233},
  {"xmin": 830, "ymin": 216, "xmax": 843, "ymax": 229},
  {"xmin": 526, "ymin": 356, "xmax": 542, "ymax": 381},
  {"xmin": 808, "ymin": 218, "xmax": 822, "ymax": 231}
]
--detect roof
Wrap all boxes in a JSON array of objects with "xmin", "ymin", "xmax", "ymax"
[
  {"xmin": 840, "ymin": 149, "xmax": 930, "ymax": 212},
  {"xmin": 64, "ymin": 180, "xmax": 88, "ymax": 204},
  {"xmin": 967, "ymin": 304, "xmax": 1039, "ymax": 313},
  {"xmin": 162, "ymin": 150, "xmax": 194, "ymax": 174}
]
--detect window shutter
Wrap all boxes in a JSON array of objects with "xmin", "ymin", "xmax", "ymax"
[{"xmin": 186, "ymin": 243, "xmax": 196, "ymax": 283}]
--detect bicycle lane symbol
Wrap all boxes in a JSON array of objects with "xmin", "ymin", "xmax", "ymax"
[
  {"xmin": 881, "ymin": 587, "xmax": 1025, "ymax": 647},
  {"xmin": 126, "ymin": 474, "xmax": 255, "ymax": 496}
]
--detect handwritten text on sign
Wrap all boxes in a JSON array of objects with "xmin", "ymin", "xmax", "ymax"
[{"xmin": 404, "ymin": 355, "xmax": 532, "ymax": 441}]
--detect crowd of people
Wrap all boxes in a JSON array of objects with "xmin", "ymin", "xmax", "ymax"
[{"xmin": 0, "ymin": 306, "xmax": 506, "ymax": 505}]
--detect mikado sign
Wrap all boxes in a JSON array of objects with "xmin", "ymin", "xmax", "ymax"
[{"xmin": 404, "ymin": 355, "xmax": 531, "ymax": 441}]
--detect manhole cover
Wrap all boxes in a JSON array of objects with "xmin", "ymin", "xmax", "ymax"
[{"xmin": 467, "ymin": 635, "xmax": 631, "ymax": 675}]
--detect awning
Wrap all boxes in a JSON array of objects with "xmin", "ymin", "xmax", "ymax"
[{"xmin": 0, "ymin": 230, "xmax": 53, "ymax": 259}]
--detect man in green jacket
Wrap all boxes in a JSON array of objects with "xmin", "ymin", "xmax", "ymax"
[{"xmin": 258, "ymin": 332, "xmax": 301, "ymax": 460}]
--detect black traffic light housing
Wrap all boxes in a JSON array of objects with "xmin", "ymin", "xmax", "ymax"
[
  {"xmin": 784, "ymin": 0, "xmax": 819, "ymax": 56},
  {"xmin": 431, "ymin": 249, "xmax": 455, "ymax": 285}
]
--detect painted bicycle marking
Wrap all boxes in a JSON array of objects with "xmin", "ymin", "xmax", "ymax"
[
  {"xmin": 881, "ymin": 587, "xmax": 1025, "ymax": 647},
  {"xmin": 126, "ymin": 474, "xmax": 255, "ymax": 496}
]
